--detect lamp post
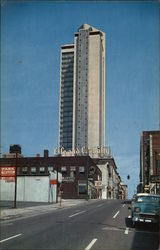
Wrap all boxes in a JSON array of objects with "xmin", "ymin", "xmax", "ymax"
[
  {"xmin": 56, "ymin": 165, "xmax": 59, "ymax": 203},
  {"xmin": 86, "ymin": 149, "xmax": 89, "ymax": 201}
]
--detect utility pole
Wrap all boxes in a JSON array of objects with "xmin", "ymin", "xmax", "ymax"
[
  {"xmin": 86, "ymin": 151, "xmax": 89, "ymax": 201},
  {"xmin": 56, "ymin": 165, "xmax": 59, "ymax": 203},
  {"xmin": 14, "ymin": 152, "xmax": 18, "ymax": 208}
]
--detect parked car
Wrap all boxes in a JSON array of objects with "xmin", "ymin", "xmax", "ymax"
[{"xmin": 129, "ymin": 193, "xmax": 160, "ymax": 228}]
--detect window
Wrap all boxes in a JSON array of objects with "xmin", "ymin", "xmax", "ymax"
[
  {"xmin": 70, "ymin": 166, "xmax": 76, "ymax": 172},
  {"xmin": 31, "ymin": 167, "xmax": 36, "ymax": 173},
  {"xmin": 79, "ymin": 166, "xmax": 85, "ymax": 173},
  {"xmin": 40, "ymin": 167, "xmax": 45, "ymax": 173},
  {"xmin": 48, "ymin": 166, "xmax": 54, "ymax": 172},
  {"xmin": 22, "ymin": 167, "xmax": 27, "ymax": 174},
  {"xmin": 61, "ymin": 166, "xmax": 67, "ymax": 172},
  {"xmin": 78, "ymin": 183, "xmax": 87, "ymax": 195}
]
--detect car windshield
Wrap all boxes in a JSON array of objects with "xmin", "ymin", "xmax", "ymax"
[{"xmin": 136, "ymin": 196, "xmax": 160, "ymax": 203}]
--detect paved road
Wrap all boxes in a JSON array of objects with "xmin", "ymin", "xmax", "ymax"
[{"xmin": 0, "ymin": 199, "xmax": 159, "ymax": 250}]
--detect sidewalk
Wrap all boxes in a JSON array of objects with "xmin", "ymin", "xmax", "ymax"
[{"xmin": 0, "ymin": 199, "xmax": 93, "ymax": 221}]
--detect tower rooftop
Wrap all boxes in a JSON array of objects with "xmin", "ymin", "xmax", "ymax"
[{"xmin": 78, "ymin": 23, "xmax": 100, "ymax": 32}]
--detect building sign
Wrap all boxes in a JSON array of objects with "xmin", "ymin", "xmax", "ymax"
[
  {"xmin": 0, "ymin": 167, "xmax": 16, "ymax": 177},
  {"xmin": 95, "ymin": 181, "xmax": 102, "ymax": 188},
  {"xmin": 0, "ymin": 167, "xmax": 16, "ymax": 182},
  {"xmin": 150, "ymin": 175, "xmax": 160, "ymax": 183}
]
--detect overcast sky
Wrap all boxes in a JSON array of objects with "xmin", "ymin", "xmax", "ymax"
[{"xmin": 1, "ymin": 0, "xmax": 159, "ymax": 197}]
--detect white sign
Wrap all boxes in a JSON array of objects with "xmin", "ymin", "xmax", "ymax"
[{"xmin": 95, "ymin": 181, "xmax": 102, "ymax": 187}]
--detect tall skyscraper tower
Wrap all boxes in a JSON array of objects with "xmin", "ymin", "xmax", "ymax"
[{"xmin": 59, "ymin": 24, "xmax": 105, "ymax": 151}]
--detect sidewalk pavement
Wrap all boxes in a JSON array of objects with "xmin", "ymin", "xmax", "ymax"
[{"xmin": 0, "ymin": 199, "xmax": 94, "ymax": 221}]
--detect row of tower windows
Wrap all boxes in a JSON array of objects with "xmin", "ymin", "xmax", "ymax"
[
  {"xmin": 61, "ymin": 76, "xmax": 73, "ymax": 81},
  {"xmin": 61, "ymin": 103, "xmax": 73, "ymax": 108},
  {"xmin": 61, "ymin": 111, "xmax": 73, "ymax": 116},
  {"xmin": 62, "ymin": 57, "xmax": 74, "ymax": 61},
  {"xmin": 61, "ymin": 83, "xmax": 73, "ymax": 88},
  {"xmin": 62, "ymin": 52, "xmax": 74, "ymax": 56},
  {"xmin": 61, "ymin": 87, "xmax": 73, "ymax": 91},
  {"xmin": 61, "ymin": 97, "xmax": 73, "ymax": 101},
  {"xmin": 61, "ymin": 106, "xmax": 73, "ymax": 111},
  {"xmin": 60, "ymin": 123, "xmax": 72, "ymax": 128},
  {"xmin": 60, "ymin": 136, "xmax": 72, "ymax": 141},
  {"xmin": 61, "ymin": 67, "xmax": 73, "ymax": 72},
  {"xmin": 61, "ymin": 72, "xmax": 73, "ymax": 77},
  {"xmin": 60, "ymin": 128, "xmax": 72, "ymax": 133},
  {"xmin": 62, "ymin": 62, "xmax": 74, "ymax": 66},
  {"xmin": 61, "ymin": 93, "xmax": 73, "ymax": 98},
  {"xmin": 62, "ymin": 54, "xmax": 73, "ymax": 58}
]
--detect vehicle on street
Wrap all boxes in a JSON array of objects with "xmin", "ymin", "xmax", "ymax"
[{"xmin": 130, "ymin": 193, "xmax": 160, "ymax": 228}]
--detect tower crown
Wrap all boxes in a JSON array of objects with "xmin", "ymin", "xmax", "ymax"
[{"xmin": 78, "ymin": 23, "xmax": 99, "ymax": 32}]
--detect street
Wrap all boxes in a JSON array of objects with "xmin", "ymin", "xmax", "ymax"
[{"xmin": 0, "ymin": 200, "xmax": 159, "ymax": 250}]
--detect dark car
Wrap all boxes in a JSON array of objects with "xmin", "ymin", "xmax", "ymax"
[{"xmin": 130, "ymin": 193, "xmax": 160, "ymax": 228}]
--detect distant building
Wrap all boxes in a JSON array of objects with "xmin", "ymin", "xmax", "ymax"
[
  {"xmin": 2, "ymin": 144, "xmax": 23, "ymax": 158},
  {"xmin": 59, "ymin": 24, "xmax": 105, "ymax": 151},
  {"xmin": 119, "ymin": 183, "xmax": 128, "ymax": 200},
  {"xmin": 139, "ymin": 130, "xmax": 160, "ymax": 194},
  {"xmin": 10, "ymin": 144, "xmax": 21, "ymax": 154},
  {"xmin": 93, "ymin": 157, "xmax": 123, "ymax": 199}
]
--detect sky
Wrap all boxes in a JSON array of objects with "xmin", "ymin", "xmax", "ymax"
[{"xmin": 1, "ymin": 0, "xmax": 160, "ymax": 197}]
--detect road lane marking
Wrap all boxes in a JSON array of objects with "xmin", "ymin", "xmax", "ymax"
[
  {"xmin": 102, "ymin": 226, "xmax": 122, "ymax": 231},
  {"xmin": 113, "ymin": 211, "xmax": 120, "ymax": 219},
  {"xmin": 85, "ymin": 239, "xmax": 97, "ymax": 250},
  {"xmin": 0, "ymin": 234, "xmax": 22, "ymax": 243},
  {"xmin": 124, "ymin": 228, "xmax": 129, "ymax": 234},
  {"xmin": 69, "ymin": 210, "xmax": 86, "ymax": 218},
  {"xmin": 97, "ymin": 204, "xmax": 103, "ymax": 207}
]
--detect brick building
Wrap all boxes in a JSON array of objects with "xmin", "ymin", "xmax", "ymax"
[
  {"xmin": 0, "ymin": 150, "xmax": 102, "ymax": 201},
  {"xmin": 139, "ymin": 130, "xmax": 160, "ymax": 194}
]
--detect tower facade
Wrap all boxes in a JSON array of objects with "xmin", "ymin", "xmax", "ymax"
[
  {"xmin": 59, "ymin": 45, "xmax": 74, "ymax": 150},
  {"xmin": 59, "ymin": 24, "xmax": 105, "ymax": 151}
]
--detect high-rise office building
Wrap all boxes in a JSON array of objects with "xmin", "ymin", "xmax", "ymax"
[
  {"xmin": 59, "ymin": 24, "xmax": 105, "ymax": 151},
  {"xmin": 59, "ymin": 45, "xmax": 74, "ymax": 150}
]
